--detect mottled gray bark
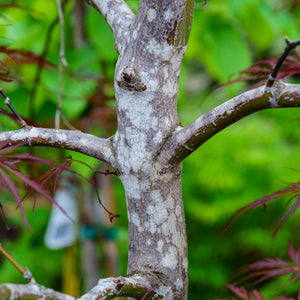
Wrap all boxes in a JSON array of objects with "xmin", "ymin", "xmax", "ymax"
[{"xmin": 107, "ymin": 1, "xmax": 194, "ymax": 298}]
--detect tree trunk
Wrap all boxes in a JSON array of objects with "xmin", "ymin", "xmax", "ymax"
[
  {"xmin": 107, "ymin": 1, "xmax": 194, "ymax": 298},
  {"xmin": 119, "ymin": 166, "xmax": 187, "ymax": 299}
]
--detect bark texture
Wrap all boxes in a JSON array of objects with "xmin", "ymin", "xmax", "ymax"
[{"xmin": 105, "ymin": 1, "xmax": 194, "ymax": 298}]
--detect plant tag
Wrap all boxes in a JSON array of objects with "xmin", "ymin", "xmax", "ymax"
[{"xmin": 44, "ymin": 189, "xmax": 77, "ymax": 250}]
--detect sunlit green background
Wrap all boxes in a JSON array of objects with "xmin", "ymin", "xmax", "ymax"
[{"xmin": 0, "ymin": 0, "xmax": 300, "ymax": 299}]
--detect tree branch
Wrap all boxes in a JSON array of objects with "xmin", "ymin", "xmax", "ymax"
[
  {"xmin": 0, "ymin": 282, "xmax": 75, "ymax": 300},
  {"xmin": 267, "ymin": 37, "xmax": 300, "ymax": 87},
  {"xmin": 86, "ymin": 0, "xmax": 135, "ymax": 54},
  {"xmin": 0, "ymin": 275, "xmax": 157, "ymax": 300},
  {"xmin": 80, "ymin": 275, "xmax": 156, "ymax": 299},
  {"xmin": 0, "ymin": 127, "xmax": 115, "ymax": 165},
  {"xmin": 166, "ymin": 81, "xmax": 300, "ymax": 163}
]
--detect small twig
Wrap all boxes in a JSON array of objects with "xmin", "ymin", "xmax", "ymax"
[
  {"xmin": 93, "ymin": 173, "xmax": 120, "ymax": 223},
  {"xmin": 0, "ymin": 88, "xmax": 28, "ymax": 128},
  {"xmin": 0, "ymin": 242, "xmax": 33, "ymax": 281},
  {"xmin": 267, "ymin": 37, "xmax": 300, "ymax": 87},
  {"xmin": 62, "ymin": 114, "xmax": 77, "ymax": 130},
  {"xmin": 55, "ymin": 0, "xmax": 68, "ymax": 129}
]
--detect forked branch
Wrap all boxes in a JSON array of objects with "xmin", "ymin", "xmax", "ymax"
[
  {"xmin": 166, "ymin": 38, "xmax": 300, "ymax": 164},
  {"xmin": 166, "ymin": 82, "xmax": 300, "ymax": 164}
]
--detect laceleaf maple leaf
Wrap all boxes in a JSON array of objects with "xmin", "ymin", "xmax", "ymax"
[
  {"xmin": 0, "ymin": 143, "xmax": 90, "ymax": 231},
  {"xmin": 213, "ymin": 284, "xmax": 264, "ymax": 300},
  {"xmin": 231, "ymin": 242, "xmax": 300, "ymax": 291},
  {"xmin": 223, "ymin": 184, "xmax": 300, "ymax": 236}
]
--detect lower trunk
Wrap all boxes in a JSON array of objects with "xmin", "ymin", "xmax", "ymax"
[{"xmin": 120, "ymin": 164, "xmax": 188, "ymax": 299}]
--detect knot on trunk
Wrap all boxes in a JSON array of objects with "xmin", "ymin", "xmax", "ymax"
[{"xmin": 117, "ymin": 67, "xmax": 147, "ymax": 92}]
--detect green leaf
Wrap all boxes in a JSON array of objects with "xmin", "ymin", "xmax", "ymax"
[
  {"xmin": 86, "ymin": 7, "xmax": 118, "ymax": 62},
  {"xmin": 241, "ymin": 4, "xmax": 274, "ymax": 52},
  {"xmin": 186, "ymin": 9, "xmax": 252, "ymax": 82}
]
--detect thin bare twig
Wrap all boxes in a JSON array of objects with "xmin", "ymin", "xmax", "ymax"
[
  {"xmin": 55, "ymin": 0, "xmax": 68, "ymax": 129},
  {"xmin": 93, "ymin": 173, "xmax": 120, "ymax": 223},
  {"xmin": 267, "ymin": 37, "xmax": 300, "ymax": 87},
  {"xmin": 0, "ymin": 87, "xmax": 28, "ymax": 128},
  {"xmin": 0, "ymin": 243, "xmax": 29, "ymax": 278},
  {"xmin": 61, "ymin": 114, "xmax": 77, "ymax": 130}
]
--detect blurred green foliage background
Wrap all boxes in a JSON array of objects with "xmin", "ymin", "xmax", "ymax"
[{"xmin": 0, "ymin": 0, "xmax": 300, "ymax": 299}]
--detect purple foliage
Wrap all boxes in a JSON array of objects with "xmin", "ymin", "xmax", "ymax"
[
  {"xmin": 223, "ymin": 183, "xmax": 300, "ymax": 236},
  {"xmin": 0, "ymin": 143, "xmax": 83, "ymax": 230},
  {"xmin": 218, "ymin": 49, "xmax": 300, "ymax": 91}
]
